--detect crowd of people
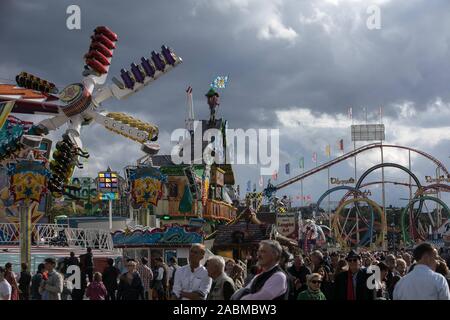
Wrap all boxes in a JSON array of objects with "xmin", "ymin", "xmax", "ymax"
[{"xmin": 1, "ymin": 241, "xmax": 449, "ymax": 300}]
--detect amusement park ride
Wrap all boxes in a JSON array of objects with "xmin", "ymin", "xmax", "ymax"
[
  {"xmin": 262, "ymin": 142, "xmax": 450, "ymax": 251},
  {"xmin": 0, "ymin": 26, "xmax": 182, "ymax": 198},
  {"xmin": 0, "ymin": 26, "xmax": 183, "ymax": 266}
]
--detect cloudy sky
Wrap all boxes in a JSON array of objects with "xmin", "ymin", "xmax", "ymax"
[{"xmin": 2, "ymin": 0, "xmax": 450, "ymax": 208}]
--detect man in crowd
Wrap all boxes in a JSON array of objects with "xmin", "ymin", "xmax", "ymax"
[
  {"xmin": 287, "ymin": 254, "xmax": 311, "ymax": 296},
  {"xmin": 234, "ymin": 240, "xmax": 288, "ymax": 300},
  {"xmin": 137, "ymin": 257, "xmax": 153, "ymax": 300},
  {"xmin": 81, "ymin": 247, "xmax": 94, "ymax": 283},
  {"xmin": 67, "ymin": 252, "xmax": 79, "ymax": 267},
  {"xmin": 330, "ymin": 252, "xmax": 340, "ymax": 273},
  {"xmin": 152, "ymin": 257, "xmax": 170, "ymax": 300},
  {"xmin": 396, "ymin": 258, "xmax": 407, "ymax": 277},
  {"xmin": 18, "ymin": 262, "xmax": 31, "ymax": 300},
  {"xmin": 39, "ymin": 258, "xmax": 63, "ymax": 300},
  {"xmin": 206, "ymin": 255, "xmax": 236, "ymax": 300},
  {"xmin": 311, "ymin": 250, "xmax": 331, "ymax": 274},
  {"xmin": 102, "ymin": 258, "xmax": 120, "ymax": 300},
  {"xmin": 394, "ymin": 243, "xmax": 450, "ymax": 300},
  {"xmin": 333, "ymin": 250, "xmax": 373, "ymax": 300},
  {"xmin": 172, "ymin": 244, "xmax": 212, "ymax": 300},
  {"xmin": 385, "ymin": 254, "xmax": 401, "ymax": 299},
  {"xmin": 168, "ymin": 256, "xmax": 179, "ymax": 294}
]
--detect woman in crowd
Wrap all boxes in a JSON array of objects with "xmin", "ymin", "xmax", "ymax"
[
  {"xmin": 86, "ymin": 272, "xmax": 107, "ymax": 300},
  {"xmin": 4, "ymin": 263, "xmax": 19, "ymax": 300},
  {"xmin": 316, "ymin": 265, "xmax": 333, "ymax": 299},
  {"xmin": 297, "ymin": 273, "xmax": 326, "ymax": 300},
  {"xmin": 229, "ymin": 264, "xmax": 245, "ymax": 290},
  {"xmin": 31, "ymin": 263, "xmax": 46, "ymax": 300},
  {"xmin": 225, "ymin": 259, "xmax": 236, "ymax": 277},
  {"xmin": 117, "ymin": 259, "xmax": 144, "ymax": 300},
  {"xmin": 435, "ymin": 259, "xmax": 450, "ymax": 288}
]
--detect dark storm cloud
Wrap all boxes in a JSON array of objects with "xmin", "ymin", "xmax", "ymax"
[{"xmin": 2, "ymin": 0, "xmax": 450, "ymax": 206}]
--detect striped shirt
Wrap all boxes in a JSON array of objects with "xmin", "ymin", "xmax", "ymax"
[{"xmin": 137, "ymin": 264, "xmax": 153, "ymax": 291}]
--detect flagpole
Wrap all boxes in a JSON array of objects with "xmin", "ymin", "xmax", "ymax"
[{"xmin": 301, "ymin": 172, "xmax": 304, "ymax": 207}]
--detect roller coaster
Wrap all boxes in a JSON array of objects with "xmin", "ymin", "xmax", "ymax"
[{"xmin": 265, "ymin": 142, "xmax": 450, "ymax": 249}]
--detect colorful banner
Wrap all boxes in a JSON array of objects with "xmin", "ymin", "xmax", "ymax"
[
  {"xmin": 285, "ymin": 163, "xmax": 290, "ymax": 175},
  {"xmin": 210, "ymin": 76, "xmax": 229, "ymax": 89},
  {"xmin": 8, "ymin": 160, "xmax": 50, "ymax": 204},
  {"xmin": 338, "ymin": 139, "xmax": 344, "ymax": 151},
  {"xmin": 325, "ymin": 145, "xmax": 331, "ymax": 157},
  {"xmin": 129, "ymin": 166, "xmax": 167, "ymax": 208},
  {"xmin": 312, "ymin": 152, "xmax": 317, "ymax": 163},
  {"xmin": 299, "ymin": 157, "xmax": 304, "ymax": 169},
  {"xmin": 201, "ymin": 165, "xmax": 211, "ymax": 207}
]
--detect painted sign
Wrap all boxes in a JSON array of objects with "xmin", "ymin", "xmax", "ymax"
[
  {"xmin": 330, "ymin": 177, "xmax": 355, "ymax": 185},
  {"xmin": 276, "ymin": 212, "xmax": 297, "ymax": 239},
  {"xmin": 66, "ymin": 177, "xmax": 97, "ymax": 199}
]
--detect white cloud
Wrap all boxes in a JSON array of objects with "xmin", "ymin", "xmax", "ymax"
[{"xmin": 192, "ymin": 0, "xmax": 298, "ymax": 42}]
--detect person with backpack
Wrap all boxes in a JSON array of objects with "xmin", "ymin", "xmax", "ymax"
[
  {"xmin": 168, "ymin": 257, "xmax": 179, "ymax": 294},
  {"xmin": 153, "ymin": 257, "xmax": 169, "ymax": 300}
]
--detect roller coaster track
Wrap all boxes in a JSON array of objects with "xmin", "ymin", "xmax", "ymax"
[{"xmin": 273, "ymin": 143, "xmax": 449, "ymax": 191}]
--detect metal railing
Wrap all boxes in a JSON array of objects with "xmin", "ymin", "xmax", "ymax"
[{"xmin": 0, "ymin": 223, "xmax": 114, "ymax": 251}]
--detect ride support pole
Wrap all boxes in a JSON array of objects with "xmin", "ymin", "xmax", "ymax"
[
  {"xmin": 109, "ymin": 199, "xmax": 113, "ymax": 230},
  {"xmin": 19, "ymin": 203, "xmax": 31, "ymax": 267}
]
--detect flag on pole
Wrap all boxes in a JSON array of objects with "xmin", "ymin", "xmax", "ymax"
[
  {"xmin": 338, "ymin": 139, "xmax": 344, "ymax": 151},
  {"xmin": 348, "ymin": 107, "xmax": 352, "ymax": 120},
  {"xmin": 272, "ymin": 170, "xmax": 278, "ymax": 181},
  {"xmin": 325, "ymin": 145, "xmax": 331, "ymax": 157},
  {"xmin": 211, "ymin": 76, "xmax": 229, "ymax": 89},
  {"xmin": 259, "ymin": 176, "xmax": 264, "ymax": 187},
  {"xmin": 312, "ymin": 152, "xmax": 317, "ymax": 163},
  {"xmin": 246, "ymin": 180, "xmax": 251, "ymax": 192},
  {"xmin": 0, "ymin": 101, "xmax": 15, "ymax": 129},
  {"xmin": 285, "ymin": 163, "xmax": 290, "ymax": 175},
  {"xmin": 299, "ymin": 157, "xmax": 304, "ymax": 169}
]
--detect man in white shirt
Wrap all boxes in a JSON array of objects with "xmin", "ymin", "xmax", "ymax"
[
  {"xmin": 171, "ymin": 244, "xmax": 212, "ymax": 300},
  {"xmin": 0, "ymin": 267, "xmax": 12, "ymax": 300},
  {"xmin": 394, "ymin": 242, "xmax": 450, "ymax": 300}
]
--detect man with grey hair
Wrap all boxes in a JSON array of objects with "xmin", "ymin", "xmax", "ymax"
[
  {"xmin": 206, "ymin": 256, "xmax": 236, "ymax": 300},
  {"xmin": 233, "ymin": 240, "xmax": 288, "ymax": 300}
]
